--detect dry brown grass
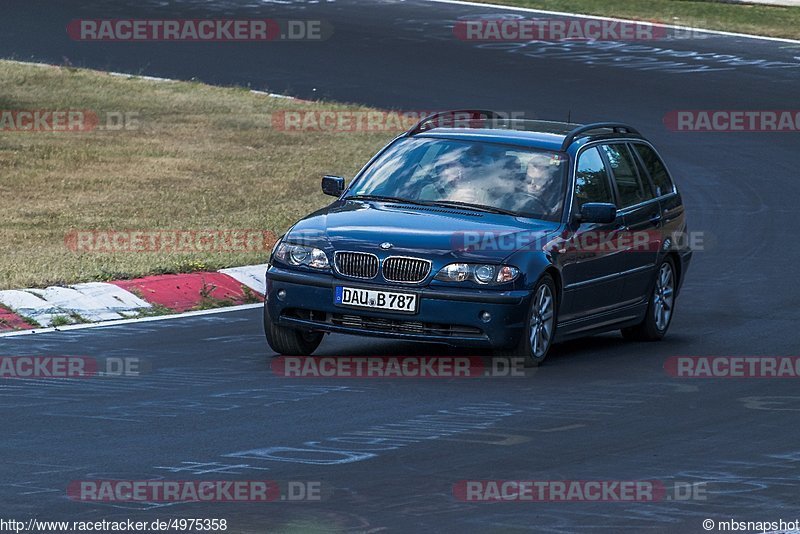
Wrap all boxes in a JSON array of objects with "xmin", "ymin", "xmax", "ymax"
[{"xmin": 0, "ymin": 61, "xmax": 397, "ymax": 289}]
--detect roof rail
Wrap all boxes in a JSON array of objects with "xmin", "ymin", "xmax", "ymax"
[
  {"xmin": 405, "ymin": 109, "xmax": 502, "ymax": 137},
  {"xmin": 560, "ymin": 122, "xmax": 641, "ymax": 151}
]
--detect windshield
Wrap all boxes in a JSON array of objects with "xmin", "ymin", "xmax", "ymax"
[{"xmin": 347, "ymin": 137, "xmax": 569, "ymax": 221}]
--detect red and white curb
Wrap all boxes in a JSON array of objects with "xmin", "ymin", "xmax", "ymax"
[
  {"xmin": 0, "ymin": 264, "xmax": 268, "ymax": 334},
  {"xmin": 0, "ymin": 64, "xmax": 300, "ymax": 337}
]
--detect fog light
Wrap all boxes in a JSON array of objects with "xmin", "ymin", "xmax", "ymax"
[
  {"xmin": 480, "ymin": 311, "xmax": 492, "ymax": 323},
  {"xmin": 277, "ymin": 289, "xmax": 287, "ymax": 301}
]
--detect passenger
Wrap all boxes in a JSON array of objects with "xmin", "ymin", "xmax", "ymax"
[
  {"xmin": 522, "ymin": 154, "xmax": 564, "ymax": 217},
  {"xmin": 418, "ymin": 161, "xmax": 463, "ymax": 201}
]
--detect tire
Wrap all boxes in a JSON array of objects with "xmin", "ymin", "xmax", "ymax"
[
  {"xmin": 494, "ymin": 273, "xmax": 558, "ymax": 367},
  {"xmin": 621, "ymin": 257, "xmax": 676, "ymax": 342},
  {"xmin": 264, "ymin": 304, "xmax": 323, "ymax": 355}
]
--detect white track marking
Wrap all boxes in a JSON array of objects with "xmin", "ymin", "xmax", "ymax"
[
  {"xmin": 0, "ymin": 303, "xmax": 263, "ymax": 338},
  {"xmin": 427, "ymin": 0, "xmax": 800, "ymax": 44}
]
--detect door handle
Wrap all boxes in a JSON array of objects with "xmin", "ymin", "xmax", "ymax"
[{"xmin": 650, "ymin": 214, "xmax": 663, "ymax": 225}]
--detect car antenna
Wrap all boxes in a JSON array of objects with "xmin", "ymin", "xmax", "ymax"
[{"xmin": 567, "ymin": 110, "xmax": 572, "ymax": 124}]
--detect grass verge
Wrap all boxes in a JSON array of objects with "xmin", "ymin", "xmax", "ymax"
[
  {"xmin": 0, "ymin": 60, "xmax": 398, "ymax": 290},
  {"xmin": 459, "ymin": 0, "xmax": 800, "ymax": 40}
]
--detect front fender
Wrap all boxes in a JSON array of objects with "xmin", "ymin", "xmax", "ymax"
[{"xmin": 504, "ymin": 250, "xmax": 558, "ymax": 291}]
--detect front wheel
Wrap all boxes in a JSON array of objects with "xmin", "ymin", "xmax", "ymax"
[
  {"xmin": 264, "ymin": 305, "xmax": 323, "ymax": 355},
  {"xmin": 494, "ymin": 274, "xmax": 557, "ymax": 367},
  {"xmin": 621, "ymin": 257, "xmax": 676, "ymax": 342}
]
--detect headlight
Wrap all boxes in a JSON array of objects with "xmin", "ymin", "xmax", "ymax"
[
  {"xmin": 495, "ymin": 266, "xmax": 520, "ymax": 283},
  {"xmin": 274, "ymin": 243, "xmax": 330, "ymax": 270},
  {"xmin": 434, "ymin": 263, "xmax": 519, "ymax": 285},
  {"xmin": 268, "ymin": 237, "xmax": 283, "ymax": 266},
  {"xmin": 289, "ymin": 246, "xmax": 309, "ymax": 264},
  {"xmin": 474, "ymin": 265, "xmax": 495, "ymax": 284},
  {"xmin": 437, "ymin": 263, "xmax": 471, "ymax": 282}
]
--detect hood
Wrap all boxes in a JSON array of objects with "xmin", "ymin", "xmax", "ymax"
[{"xmin": 285, "ymin": 199, "xmax": 561, "ymax": 263}]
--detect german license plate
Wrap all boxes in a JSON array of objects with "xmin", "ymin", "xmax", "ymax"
[{"xmin": 335, "ymin": 286, "xmax": 417, "ymax": 313}]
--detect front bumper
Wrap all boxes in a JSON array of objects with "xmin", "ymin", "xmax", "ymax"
[{"xmin": 265, "ymin": 266, "xmax": 531, "ymax": 348}]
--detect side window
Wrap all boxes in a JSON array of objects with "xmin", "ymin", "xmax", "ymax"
[
  {"xmin": 574, "ymin": 147, "xmax": 613, "ymax": 210},
  {"xmin": 601, "ymin": 144, "xmax": 654, "ymax": 208},
  {"xmin": 633, "ymin": 143, "xmax": 674, "ymax": 197}
]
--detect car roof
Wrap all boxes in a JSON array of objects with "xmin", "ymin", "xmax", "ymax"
[
  {"xmin": 417, "ymin": 128, "xmax": 571, "ymax": 152},
  {"xmin": 405, "ymin": 111, "xmax": 644, "ymax": 153}
]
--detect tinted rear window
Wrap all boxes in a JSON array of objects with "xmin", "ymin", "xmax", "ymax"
[
  {"xmin": 574, "ymin": 146, "xmax": 613, "ymax": 209},
  {"xmin": 633, "ymin": 144, "xmax": 674, "ymax": 197},
  {"xmin": 601, "ymin": 144, "xmax": 654, "ymax": 209}
]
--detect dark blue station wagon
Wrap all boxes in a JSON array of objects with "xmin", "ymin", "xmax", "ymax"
[{"xmin": 264, "ymin": 111, "xmax": 692, "ymax": 366}]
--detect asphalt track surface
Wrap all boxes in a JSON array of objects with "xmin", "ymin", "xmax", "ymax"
[{"xmin": 2, "ymin": 1, "xmax": 800, "ymax": 532}]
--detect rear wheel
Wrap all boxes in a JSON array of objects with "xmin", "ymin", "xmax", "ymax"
[
  {"xmin": 621, "ymin": 257, "xmax": 676, "ymax": 342},
  {"xmin": 494, "ymin": 274, "xmax": 557, "ymax": 367},
  {"xmin": 264, "ymin": 305, "xmax": 323, "ymax": 355}
]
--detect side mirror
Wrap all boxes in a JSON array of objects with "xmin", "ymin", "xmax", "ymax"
[
  {"xmin": 321, "ymin": 175, "xmax": 345, "ymax": 197},
  {"xmin": 576, "ymin": 202, "xmax": 617, "ymax": 224}
]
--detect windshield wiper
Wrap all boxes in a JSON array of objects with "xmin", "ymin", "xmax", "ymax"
[
  {"xmin": 427, "ymin": 200, "xmax": 520, "ymax": 216},
  {"xmin": 349, "ymin": 196, "xmax": 521, "ymax": 216},
  {"xmin": 347, "ymin": 194, "xmax": 429, "ymax": 206}
]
